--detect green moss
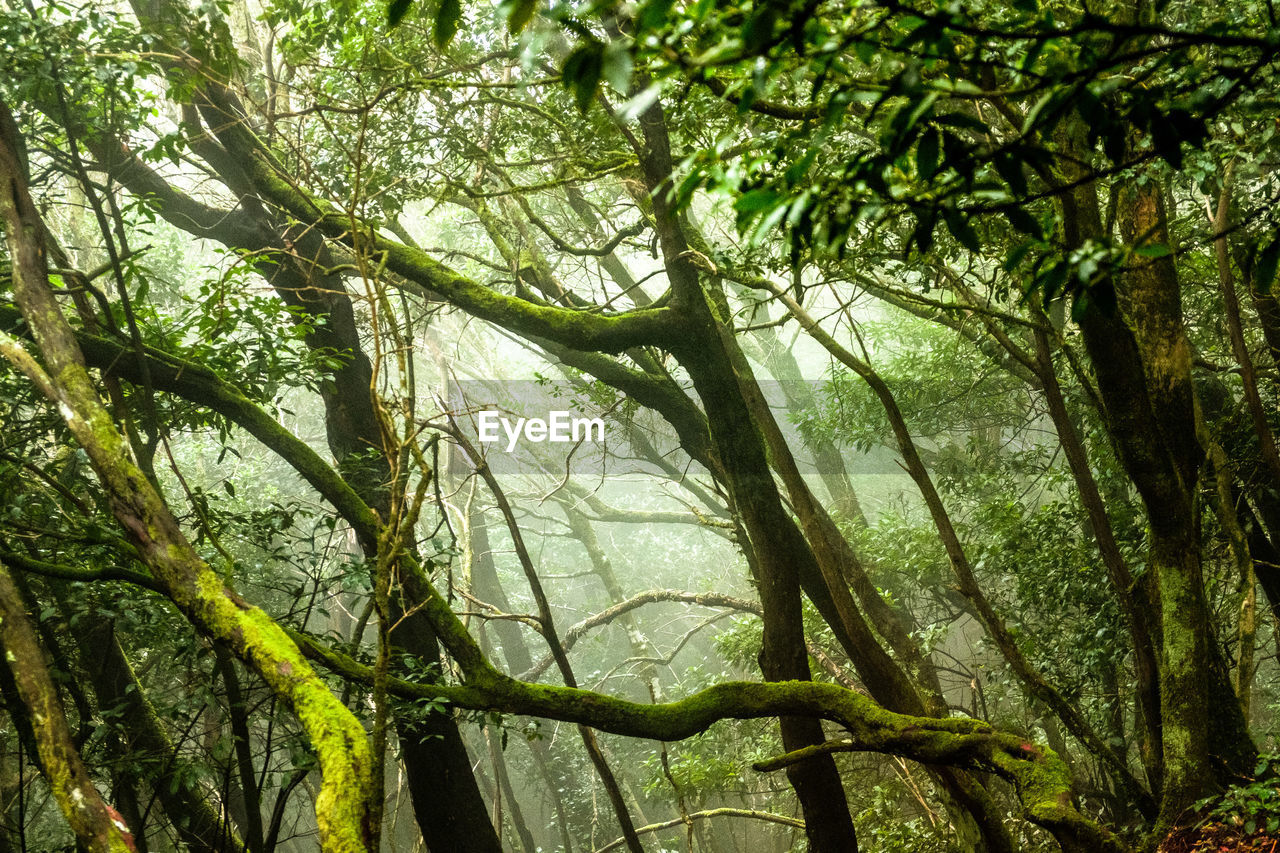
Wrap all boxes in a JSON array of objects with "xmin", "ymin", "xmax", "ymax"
[
  {"xmin": 292, "ymin": 636, "xmax": 1131, "ymax": 852},
  {"xmin": 221, "ymin": 127, "xmax": 679, "ymax": 354},
  {"xmin": 198, "ymin": 573, "xmax": 374, "ymax": 851}
]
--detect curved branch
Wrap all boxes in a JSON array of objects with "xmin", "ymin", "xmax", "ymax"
[
  {"xmin": 0, "ymin": 302, "xmax": 381, "ymax": 550},
  {"xmin": 0, "ymin": 549, "xmax": 161, "ymax": 593},
  {"xmin": 754, "ymin": 737, "xmax": 866, "ymax": 771},
  {"xmin": 592, "ymin": 808, "xmax": 805, "ymax": 853},
  {"xmin": 200, "ymin": 103, "xmax": 681, "ymax": 354},
  {"xmin": 0, "ymin": 559, "xmax": 135, "ymax": 852},
  {"xmin": 697, "ymin": 76, "xmax": 824, "ymax": 121},
  {"xmin": 520, "ymin": 589, "xmax": 760, "ymax": 681},
  {"xmin": 292, "ymin": 631, "xmax": 1130, "ymax": 853},
  {"xmin": 0, "ymin": 104, "xmax": 374, "ymax": 853},
  {"xmin": 749, "ymin": 274, "xmax": 1155, "ymax": 815},
  {"xmin": 0, "ymin": 299, "xmax": 494, "ymax": 679}
]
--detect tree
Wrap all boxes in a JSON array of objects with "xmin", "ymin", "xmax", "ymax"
[{"xmin": 0, "ymin": 0, "xmax": 1276, "ymax": 850}]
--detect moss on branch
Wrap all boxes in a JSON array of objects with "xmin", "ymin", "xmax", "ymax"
[
  {"xmin": 212, "ymin": 122, "xmax": 680, "ymax": 353},
  {"xmin": 0, "ymin": 561, "xmax": 136, "ymax": 853},
  {"xmin": 292, "ymin": 630, "xmax": 1131, "ymax": 853},
  {"xmin": 0, "ymin": 109, "xmax": 375, "ymax": 853},
  {"xmin": 0, "ymin": 548, "xmax": 161, "ymax": 592}
]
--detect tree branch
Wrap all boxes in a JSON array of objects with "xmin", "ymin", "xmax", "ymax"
[
  {"xmin": 520, "ymin": 589, "xmax": 760, "ymax": 682},
  {"xmin": 291, "ymin": 631, "xmax": 1130, "ymax": 853},
  {"xmin": 592, "ymin": 808, "xmax": 805, "ymax": 853}
]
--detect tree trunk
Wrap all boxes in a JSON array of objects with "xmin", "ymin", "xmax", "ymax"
[
  {"xmin": 1068, "ymin": 171, "xmax": 1255, "ymax": 828},
  {"xmin": 628, "ymin": 99, "xmax": 860, "ymax": 851},
  {"xmin": 65, "ymin": 611, "xmax": 246, "ymax": 853},
  {"xmin": 0, "ymin": 561, "xmax": 135, "ymax": 853}
]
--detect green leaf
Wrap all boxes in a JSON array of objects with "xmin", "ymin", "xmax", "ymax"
[
  {"xmin": 387, "ymin": 0, "xmax": 412, "ymax": 27},
  {"xmin": 1167, "ymin": 108, "xmax": 1208, "ymax": 150},
  {"xmin": 904, "ymin": 91, "xmax": 939, "ymax": 134},
  {"xmin": 674, "ymin": 169, "xmax": 705, "ymax": 210},
  {"xmin": 1071, "ymin": 288, "xmax": 1092, "ymax": 322},
  {"xmin": 883, "ymin": 95, "xmax": 937, "ymax": 155},
  {"xmin": 1035, "ymin": 260, "xmax": 1069, "ymax": 302},
  {"xmin": 1004, "ymin": 240, "xmax": 1035, "ymax": 272},
  {"xmin": 433, "ymin": 0, "xmax": 461, "ymax": 47},
  {"xmin": 602, "ymin": 40, "xmax": 633, "ymax": 93},
  {"xmin": 1257, "ymin": 238, "xmax": 1280, "ymax": 294},
  {"xmin": 1090, "ymin": 280, "xmax": 1117, "ymax": 314},
  {"xmin": 940, "ymin": 131, "xmax": 969, "ymax": 174},
  {"xmin": 993, "ymin": 152, "xmax": 1028, "ymax": 198},
  {"xmin": 1004, "ymin": 206, "xmax": 1042, "ymax": 238},
  {"xmin": 734, "ymin": 189, "xmax": 782, "ymax": 213},
  {"xmin": 638, "ymin": 0, "xmax": 676, "ymax": 32},
  {"xmin": 562, "ymin": 41, "xmax": 604, "ymax": 112},
  {"xmin": 1076, "ymin": 87, "xmax": 1104, "ymax": 126},
  {"xmin": 1103, "ymin": 122, "xmax": 1125, "ymax": 164},
  {"xmin": 749, "ymin": 202, "xmax": 789, "ymax": 245},
  {"xmin": 942, "ymin": 208, "xmax": 981, "ymax": 253},
  {"xmin": 910, "ymin": 212, "xmax": 936, "ymax": 255},
  {"xmin": 1021, "ymin": 90, "xmax": 1057, "ymax": 136},
  {"xmin": 784, "ymin": 147, "xmax": 819, "ymax": 187},
  {"xmin": 916, "ymin": 129, "xmax": 939, "ymax": 179},
  {"xmin": 786, "ymin": 190, "xmax": 813, "ymax": 230},
  {"xmin": 1148, "ymin": 111, "xmax": 1183, "ymax": 169},
  {"xmin": 506, "ymin": 0, "xmax": 537, "ymax": 33},
  {"xmin": 743, "ymin": 5, "xmax": 777, "ymax": 51}
]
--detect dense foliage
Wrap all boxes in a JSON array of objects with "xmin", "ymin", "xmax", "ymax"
[{"xmin": 0, "ymin": 0, "xmax": 1278, "ymax": 851}]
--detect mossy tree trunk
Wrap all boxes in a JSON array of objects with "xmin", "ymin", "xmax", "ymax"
[
  {"xmin": 1063, "ymin": 159, "xmax": 1256, "ymax": 828},
  {"xmin": 65, "ymin": 605, "xmax": 246, "ymax": 853},
  {"xmin": 632, "ymin": 98, "xmax": 861, "ymax": 852},
  {"xmin": 0, "ymin": 100, "xmax": 374, "ymax": 853},
  {"xmin": 54, "ymin": 42, "xmax": 505, "ymax": 845},
  {"xmin": 0, "ymin": 560, "xmax": 136, "ymax": 853},
  {"xmin": 1031, "ymin": 324, "xmax": 1165, "ymax": 798}
]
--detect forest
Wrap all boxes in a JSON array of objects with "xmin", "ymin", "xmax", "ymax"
[{"xmin": 0, "ymin": 0, "xmax": 1278, "ymax": 850}]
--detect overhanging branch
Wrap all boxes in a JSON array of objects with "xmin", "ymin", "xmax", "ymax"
[{"xmin": 291, "ymin": 628, "xmax": 1129, "ymax": 853}]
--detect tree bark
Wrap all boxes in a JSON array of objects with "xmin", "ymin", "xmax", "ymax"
[
  {"xmin": 0, "ymin": 102, "xmax": 374, "ymax": 853},
  {"xmin": 63, "ymin": 608, "xmax": 246, "ymax": 853},
  {"xmin": 633, "ymin": 97, "xmax": 860, "ymax": 852},
  {"xmin": 1032, "ymin": 324, "xmax": 1163, "ymax": 797},
  {"xmin": 1068, "ymin": 168, "xmax": 1255, "ymax": 827},
  {"xmin": 0, "ymin": 560, "xmax": 135, "ymax": 852}
]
